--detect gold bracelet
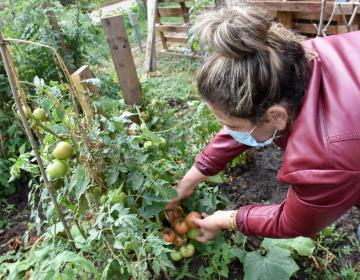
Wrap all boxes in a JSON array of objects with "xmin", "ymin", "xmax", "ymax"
[{"xmin": 229, "ymin": 211, "xmax": 238, "ymax": 231}]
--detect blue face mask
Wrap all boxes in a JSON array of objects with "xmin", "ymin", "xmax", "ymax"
[{"xmin": 224, "ymin": 125, "xmax": 278, "ymax": 147}]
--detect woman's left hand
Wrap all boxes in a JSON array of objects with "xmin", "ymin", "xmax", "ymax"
[{"xmin": 191, "ymin": 210, "xmax": 235, "ymax": 243}]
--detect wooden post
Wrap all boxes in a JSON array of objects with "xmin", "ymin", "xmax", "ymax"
[
  {"xmin": 71, "ymin": 65, "xmax": 99, "ymax": 96},
  {"xmin": 71, "ymin": 66, "xmax": 95, "ymax": 119},
  {"xmin": 101, "ymin": 15, "xmax": 142, "ymax": 105},
  {"xmin": 0, "ymin": 32, "xmax": 73, "ymax": 243},
  {"xmin": 145, "ymin": 0, "xmax": 157, "ymax": 73},
  {"xmin": 43, "ymin": 2, "xmax": 74, "ymax": 73}
]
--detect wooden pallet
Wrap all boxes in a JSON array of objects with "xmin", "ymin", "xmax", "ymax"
[
  {"xmin": 245, "ymin": 1, "xmax": 360, "ymax": 36},
  {"xmin": 156, "ymin": 0, "xmax": 191, "ymax": 51}
]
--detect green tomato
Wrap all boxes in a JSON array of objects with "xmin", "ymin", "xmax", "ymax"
[
  {"xmin": 46, "ymin": 159, "xmax": 67, "ymax": 178},
  {"xmin": 187, "ymin": 228, "xmax": 203, "ymax": 240},
  {"xmin": 179, "ymin": 244, "xmax": 195, "ymax": 258},
  {"xmin": 170, "ymin": 251, "xmax": 183, "ymax": 262},
  {"xmin": 111, "ymin": 192, "xmax": 127, "ymax": 204},
  {"xmin": 140, "ymin": 122, "xmax": 149, "ymax": 132},
  {"xmin": 32, "ymin": 108, "xmax": 47, "ymax": 121},
  {"xmin": 143, "ymin": 141, "xmax": 153, "ymax": 149},
  {"xmin": 53, "ymin": 141, "xmax": 73, "ymax": 160},
  {"xmin": 159, "ymin": 137, "xmax": 167, "ymax": 147},
  {"xmin": 99, "ymin": 195, "xmax": 107, "ymax": 205}
]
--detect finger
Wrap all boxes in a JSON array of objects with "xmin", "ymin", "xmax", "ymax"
[
  {"xmin": 201, "ymin": 213, "xmax": 209, "ymax": 218},
  {"xmin": 196, "ymin": 235, "xmax": 209, "ymax": 243},
  {"xmin": 191, "ymin": 217, "xmax": 204, "ymax": 228}
]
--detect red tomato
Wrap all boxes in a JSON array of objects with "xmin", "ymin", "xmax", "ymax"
[
  {"xmin": 173, "ymin": 220, "xmax": 189, "ymax": 234},
  {"xmin": 162, "ymin": 228, "xmax": 176, "ymax": 243},
  {"xmin": 173, "ymin": 234, "xmax": 187, "ymax": 247},
  {"xmin": 185, "ymin": 211, "xmax": 201, "ymax": 228},
  {"xmin": 165, "ymin": 205, "xmax": 184, "ymax": 224}
]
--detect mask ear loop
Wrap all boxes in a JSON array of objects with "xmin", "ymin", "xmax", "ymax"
[{"xmin": 249, "ymin": 125, "xmax": 257, "ymax": 135}]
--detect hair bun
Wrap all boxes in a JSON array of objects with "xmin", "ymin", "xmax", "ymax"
[{"xmin": 191, "ymin": 7, "xmax": 271, "ymax": 58}]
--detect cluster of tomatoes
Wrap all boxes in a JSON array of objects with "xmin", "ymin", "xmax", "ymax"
[
  {"xmin": 162, "ymin": 206, "xmax": 203, "ymax": 261},
  {"xmin": 18, "ymin": 105, "xmax": 74, "ymax": 179},
  {"xmin": 45, "ymin": 141, "xmax": 73, "ymax": 178}
]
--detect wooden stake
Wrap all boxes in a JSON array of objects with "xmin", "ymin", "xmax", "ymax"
[
  {"xmin": 145, "ymin": 0, "xmax": 158, "ymax": 73},
  {"xmin": 101, "ymin": 15, "xmax": 142, "ymax": 105},
  {"xmin": 43, "ymin": 2, "xmax": 74, "ymax": 73},
  {"xmin": 0, "ymin": 32, "xmax": 74, "ymax": 243},
  {"xmin": 71, "ymin": 65, "xmax": 99, "ymax": 96},
  {"xmin": 71, "ymin": 65, "xmax": 99, "ymax": 119}
]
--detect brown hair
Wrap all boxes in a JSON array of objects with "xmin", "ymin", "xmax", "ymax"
[{"xmin": 192, "ymin": 6, "xmax": 308, "ymax": 124}]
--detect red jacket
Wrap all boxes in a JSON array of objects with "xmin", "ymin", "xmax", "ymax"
[{"xmin": 194, "ymin": 31, "xmax": 360, "ymax": 238}]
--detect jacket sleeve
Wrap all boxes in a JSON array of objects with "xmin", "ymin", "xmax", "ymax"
[
  {"xmin": 194, "ymin": 128, "xmax": 249, "ymax": 176},
  {"xmin": 235, "ymin": 171, "xmax": 360, "ymax": 238}
]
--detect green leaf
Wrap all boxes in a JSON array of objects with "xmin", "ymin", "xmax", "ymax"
[
  {"xmin": 229, "ymin": 248, "xmax": 246, "ymax": 263},
  {"xmin": 207, "ymin": 174, "xmax": 223, "ymax": 184},
  {"xmin": 140, "ymin": 201, "xmax": 166, "ymax": 218},
  {"xmin": 262, "ymin": 236, "xmax": 315, "ymax": 257},
  {"xmin": 70, "ymin": 225, "xmax": 86, "ymax": 249},
  {"xmin": 244, "ymin": 247, "xmax": 299, "ymax": 280},
  {"xmin": 127, "ymin": 171, "xmax": 144, "ymax": 190},
  {"xmin": 70, "ymin": 165, "xmax": 90, "ymax": 199},
  {"xmin": 152, "ymin": 260, "xmax": 161, "ymax": 275}
]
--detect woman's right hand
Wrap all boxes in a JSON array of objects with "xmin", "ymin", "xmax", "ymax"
[{"xmin": 165, "ymin": 165, "xmax": 207, "ymax": 212}]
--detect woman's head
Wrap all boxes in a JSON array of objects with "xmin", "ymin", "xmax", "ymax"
[{"xmin": 193, "ymin": 6, "xmax": 308, "ymax": 132}]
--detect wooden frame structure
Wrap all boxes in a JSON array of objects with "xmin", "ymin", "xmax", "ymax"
[
  {"xmin": 156, "ymin": 0, "xmax": 190, "ymax": 50},
  {"xmin": 245, "ymin": 1, "xmax": 360, "ymax": 37}
]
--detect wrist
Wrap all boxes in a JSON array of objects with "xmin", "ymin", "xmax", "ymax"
[{"xmin": 215, "ymin": 210, "xmax": 236, "ymax": 230}]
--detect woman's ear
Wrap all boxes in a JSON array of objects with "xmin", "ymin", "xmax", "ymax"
[{"xmin": 266, "ymin": 105, "xmax": 288, "ymax": 130}]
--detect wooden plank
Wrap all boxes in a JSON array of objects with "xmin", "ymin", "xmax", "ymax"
[
  {"xmin": 337, "ymin": 24, "xmax": 359, "ymax": 33},
  {"xmin": 145, "ymin": 0, "xmax": 158, "ymax": 72},
  {"xmin": 293, "ymin": 22, "xmax": 338, "ymax": 34},
  {"xmin": 101, "ymin": 15, "xmax": 142, "ymax": 105},
  {"xmin": 158, "ymin": 7, "xmax": 185, "ymax": 17},
  {"xmin": 71, "ymin": 65, "xmax": 99, "ymax": 96},
  {"xmin": 159, "ymin": 49, "xmax": 201, "ymax": 58},
  {"xmin": 156, "ymin": 23, "xmax": 189, "ymax": 32},
  {"xmin": 165, "ymin": 36, "xmax": 188, "ymax": 43},
  {"xmin": 246, "ymin": 2, "xmax": 356, "ymax": 15},
  {"xmin": 276, "ymin": 11, "xmax": 293, "ymax": 28},
  {"xmin": 293, "ymin": 12, "xmax": 337, "ymax": 21}
]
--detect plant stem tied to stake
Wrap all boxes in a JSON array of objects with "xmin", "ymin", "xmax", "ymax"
[{"xmin": 0, "ymin": 31, "xmax": 74, "ymax": 243}]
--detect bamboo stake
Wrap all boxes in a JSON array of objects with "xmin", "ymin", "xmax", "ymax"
[{"xmin": 0, "ymin": 31, "xmax": 74, "ymax": 243}]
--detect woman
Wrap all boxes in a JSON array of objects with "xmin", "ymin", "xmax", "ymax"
[{"xmin": 169, "ymin": 6, "xmax": 360, "ymax": 242}]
